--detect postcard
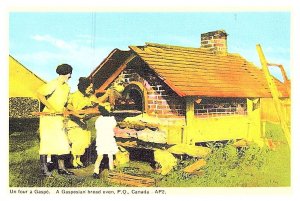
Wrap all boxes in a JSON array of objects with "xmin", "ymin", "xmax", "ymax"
[{"xmin": 2, "ymin": 0, "xmax": 299, "ymax": 200}]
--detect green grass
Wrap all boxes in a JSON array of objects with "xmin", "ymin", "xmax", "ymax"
[{"xmin": 9, "ymin": 122, "xmax": 290, "ymax": 187}]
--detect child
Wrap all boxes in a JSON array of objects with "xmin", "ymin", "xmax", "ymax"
[{"xmin": 93, "ymin": 105, "xmax": 118, "ymax": 178}]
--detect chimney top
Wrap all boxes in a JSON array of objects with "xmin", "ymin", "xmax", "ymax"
[
  {"xmin": 201, "ymin": 30, "xmax": 228, "ymax": 38},
  {"xmin": 201, "ymin": 30, "xmax": 228, "ymax": 55}
]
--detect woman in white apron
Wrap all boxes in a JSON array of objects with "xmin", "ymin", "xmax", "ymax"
[{"xmin": 37, "ymin": 64, "xmax": 74, "ymax": 177}]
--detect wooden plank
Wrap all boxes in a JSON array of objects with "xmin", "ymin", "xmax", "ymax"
[
  {"xmin": 109, "ymin": 172, "xmax": 153, "ymax": 181},
  {"xmin": 113, "ymin": 110, "xmax": 142, "ymax": 114},
  {"xmin": 108, "ymin": 179, "xmax": 153, "ymax": 187},
  {"xmin": 108, "ymin": 172, "xmax": 155, "ymax": 187},
  {"xmin": 109, "ymin": 172, "xmax": 152, "ymax": 181},
  {"xmin": 31, "ymin": 109, "xmax": 99, "ymax": 116},
  {"xmin": 183, "ymin": 159, "xmax": 207, "ymax": 173},
  {"xmin": 116, "ymin": 141, "xmax": 137, "ymax": 147}
]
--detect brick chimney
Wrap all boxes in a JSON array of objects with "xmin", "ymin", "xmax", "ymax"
[{"xmin": 201, "ymin": 30, "xmax": 228, "ymax": 55}]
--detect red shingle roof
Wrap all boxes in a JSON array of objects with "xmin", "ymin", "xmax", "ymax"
[{"xmin": 129, "ymin": 43, "xmax": 289, "ymax": 98}]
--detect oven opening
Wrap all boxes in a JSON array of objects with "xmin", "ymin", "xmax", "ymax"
[{"xmin": 115, "ymin": 84, "xmax": 145, "ymax": 113}]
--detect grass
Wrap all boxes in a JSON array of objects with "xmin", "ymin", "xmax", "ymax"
[{"xmin": 9, "ymin": 122, "xmax": 290, "ymax": 187}]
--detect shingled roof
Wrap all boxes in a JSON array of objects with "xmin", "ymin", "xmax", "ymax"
[
  {"xmin": 90, "ymin": 43, "xmax": 289, "ymax": 98},
  {"xmin": 129, "ymin": 43, "xmax": 289, "ymax": 98}
]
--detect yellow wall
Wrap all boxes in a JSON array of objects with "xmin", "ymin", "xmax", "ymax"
[
  {"xmin": 190, "ymin": 116, "xmax": 250, "ymax": 143},
  {"xmin": 9, "ymin": 56, "xmax": 45, "ymax": 98},
  {"xmin": 261, "ymin": 98, "xmax": 290, "ymax": 124},
  {"xmin": 176, "ymin": 98, "xmax": 264, "ymax": 145}
]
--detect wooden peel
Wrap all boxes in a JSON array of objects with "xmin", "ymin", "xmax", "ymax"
[
  {"xmin": 31, "ymin": 109, "xmax": 142, "ymax": 116},
  {"xmin": 31, "ymin": 109, "xmax": 99, "ymax": 116}
]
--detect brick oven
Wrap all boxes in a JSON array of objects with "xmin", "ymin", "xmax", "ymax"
[{"xmin": 88, "ymin": 30, "xmax": 289, "ymax": 146}]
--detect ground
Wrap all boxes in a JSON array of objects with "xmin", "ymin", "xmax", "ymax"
[{"xmin": 9, "ymin": 122, "xmax": 290, "ymax": 187}]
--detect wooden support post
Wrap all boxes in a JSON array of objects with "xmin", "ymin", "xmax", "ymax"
[
  {"xmin": 256, "ymin": 44, "xmax": 290, "ymax": 147},
  {"xmin": 185, "ymin": 97, "xmax": 195, "ymax": 145}
]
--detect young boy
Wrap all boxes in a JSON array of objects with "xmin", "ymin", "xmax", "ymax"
[{"xmin": 93, "ymin": 105, "xmax": 118, "ymax": 178}]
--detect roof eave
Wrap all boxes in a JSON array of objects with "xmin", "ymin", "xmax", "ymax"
[
  {"xmin": 88, "ymin": 48, "xmax": 119, "ymax": 79},
  {"xmin": 94, "ymin": 53, "xmax": 137, "ymax": 94}
]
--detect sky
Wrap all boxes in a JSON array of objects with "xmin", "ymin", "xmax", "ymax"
[{"xmin": 9, "ymin": 12, "xmax": 290, "ymax": 92}]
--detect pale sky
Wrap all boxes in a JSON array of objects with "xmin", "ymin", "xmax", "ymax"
[{"xmin": 9, "ymin": 12, "xmax": 290, "ymax": 92}]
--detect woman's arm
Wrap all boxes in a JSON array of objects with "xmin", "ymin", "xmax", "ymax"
[{"xmin": 37, "ymin": 91, "xmax": 56, "ymax": 112}]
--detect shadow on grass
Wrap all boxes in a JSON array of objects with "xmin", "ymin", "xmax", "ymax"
[{"xmin": 9, "ymin": 131, "xmax": 39, "ymax": 152}]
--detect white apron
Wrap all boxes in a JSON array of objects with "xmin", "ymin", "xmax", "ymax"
[
  {"xmin": 95, "ymin": 116, "xmax": 118, "ymax": 155},
  {"xmin": 38, "ymin": 79, "xmax": 70, "ymax": 155}
]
